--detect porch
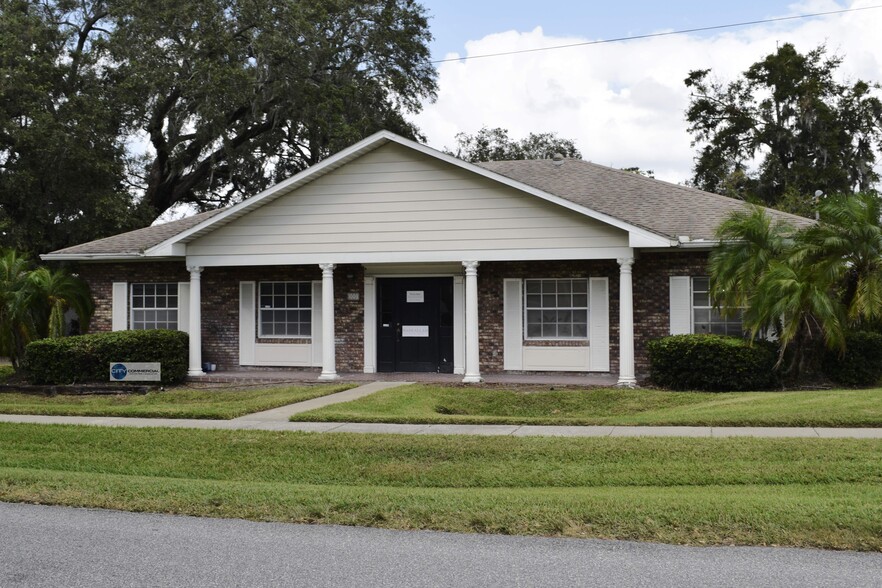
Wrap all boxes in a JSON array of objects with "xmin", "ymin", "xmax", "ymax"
[{"xmin": 187, "ymin": 369, "xmax": 620, "ymax": 387}]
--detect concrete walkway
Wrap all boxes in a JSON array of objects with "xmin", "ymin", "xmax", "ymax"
[
  {"xmin": 1, "ymin": 382, "xmax": 881, "ymax": 438},
  {"xmin": 231, "ymin": 381, "xmax": 413, "ymax": 422}
]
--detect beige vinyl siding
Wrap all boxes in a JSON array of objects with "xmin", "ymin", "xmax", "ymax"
[{"xmin": 187, "ymin": 144, "xmax": 628, "ymax": 260}]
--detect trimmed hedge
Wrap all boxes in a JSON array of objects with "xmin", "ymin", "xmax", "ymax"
[
  {"xmin": 647, "ymin": 334, "xmax": 778, "ymax": 391},
  {"xmin": 22, "ymin": 330, "xmax": 189, "ymax": 385},
  {"xmin": 822, "ymin": 331, "xmax": 882, "ymax": 387}
]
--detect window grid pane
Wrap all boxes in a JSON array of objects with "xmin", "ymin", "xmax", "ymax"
[
  {"xmin": 131, "ymin": 283, "xmax": 178, "ymax": 330},
  {"xmin": 258, "ymin": 282, "xmax": 313, "ymax": 338},
  {"xmin": 692, "ymin": 277, "xmax": 743, "ymax": 336},
  {"xmin": 524, "ymin": 279, "xmax": 590, "ymax": 340}
]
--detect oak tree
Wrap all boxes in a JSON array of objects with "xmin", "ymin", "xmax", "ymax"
[{"xmin": 685, "ymin": 43, "xmax": 882, "ymax": 216}]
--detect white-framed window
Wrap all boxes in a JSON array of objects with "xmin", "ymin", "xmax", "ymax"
[
  {"xmin": 691, "ymin": 277, "xmax": 744, "ymax": 335},
  {"xmin": 258, "ymin": 281, "xmax": 312, "ymax": 338},
  {"xmin": 131, "ymin": 283, "xmax": 178, "ymax": 330},
  {"xmin": 524, "ymin": 278, "xmax": 589, "ymax": 340}
]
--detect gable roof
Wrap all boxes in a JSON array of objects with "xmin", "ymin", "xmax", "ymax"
[{"xmin": 42, "ymin": 131, "xmax": 813, "ymax": 261}]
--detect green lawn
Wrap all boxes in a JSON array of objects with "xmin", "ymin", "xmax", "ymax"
[
  {"xmin": 0, "ymin": 384, "xmax": 352, "ymax": 419},
  {"xmin": 290, "ymin": 384, "xmax": 882, "ymax": 427},
  {"xmin": 0, "ymin": 423, "xmax": 880, "ymax": 549}
]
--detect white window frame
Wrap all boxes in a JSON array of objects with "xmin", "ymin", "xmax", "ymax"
[
  {"xmin": 523, "ymin": 278, "xmax": 590, "ymax": 341},
  {"xmin": 130, "ymin": 283, "xmax": 179, "ymax": 330},
  {"xmin": 257, "ymin": 281, "xmax": 313, "ymax": 339},
  {"xmin": 691, "ymin": 276, "xmax": 744, "ymax": 336}
]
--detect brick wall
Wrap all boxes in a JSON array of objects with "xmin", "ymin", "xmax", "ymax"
[
  {"xmin": 632, "ymin": 251, "xmax": 709, "ymax": 372},
  {"xmin": 477, "ymin": 260, "xmax": 621, "ymax": 373},
  {"xmin": 77, "ymin": 262, "xmax": 364, "ymax": 372},
  {"xmin": 77, "ymin": 252, "xmax": 707, "ymax": 376},
  {"xmin": 476, "ymin": 252, "xmax": 709, "ymax": 374}
]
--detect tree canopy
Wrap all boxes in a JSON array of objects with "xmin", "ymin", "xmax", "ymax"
[
  {"xmin": 0, "ymin": 0, "xmax": 437, "ymax": 255},
  {"xmin": 685, "ymin": 43, "xmax": 882, "ymax": 216},
  {"xmin": 449, "ymin": 127, "xmax": 581, "ymax": 162}
]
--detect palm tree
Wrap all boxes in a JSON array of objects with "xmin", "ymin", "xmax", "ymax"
[
  {"xmin": 0, "ymin": 249, "xmax": 38, "ymax": 366},
  {"xmin": 708, "ymin": 206, "xmax": 795, "ymax": 339},
  {"xmin": 798, "ymin": 192, "xmax": 882, "ymax": 325},
  {"xmin": 28, "ymin": 267, "xmax": 94, "ymax": 339},
  {"xmin": 708, "ymin": 205, "xmax": 847, "ymax": 377}
]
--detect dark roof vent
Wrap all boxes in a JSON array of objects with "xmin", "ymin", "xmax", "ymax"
[{"xmin": 552, "ymin": 153, "xmax": 564, "ymax": 166}]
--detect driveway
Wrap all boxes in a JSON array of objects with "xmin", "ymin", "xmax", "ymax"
[{"xmin": 1, "ymin": 502, "xmax": 880, "ymax": 587}]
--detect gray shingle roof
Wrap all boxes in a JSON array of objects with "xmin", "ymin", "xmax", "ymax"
[
  {"xmin": 477, "ymin": 159, "xmax": 814, "ymax": 241},
  {"xmin": 45, "ymin": 155, "xmax": 813, "ymax": 258},
  {"xmin": 46, "ymin": 209, "xmax": 224, "ymax": 256}
]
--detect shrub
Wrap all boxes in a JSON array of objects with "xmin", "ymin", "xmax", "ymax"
[
  {"xmin": 22, "ymin": 330, "xmax": 188, "ymax": 385},
  {"xmin": 822, "ymin": 331, "xmax": 882, "ymax": 387},
  {"xmin": 647, "ymin": 334, "xmax": 778, "ymax": 391}
]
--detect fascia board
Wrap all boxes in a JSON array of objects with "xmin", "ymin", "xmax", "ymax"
[{"xmin": 40, "ymin": 253, "xmax": 147, "ymax": 262}]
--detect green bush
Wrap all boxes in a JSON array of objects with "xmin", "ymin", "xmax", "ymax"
[
  {"xmin": 822, "ymin": 331, "xmax": 882, "ymax": 387},
  {"xmin": 647, "ymin": 334, "xmax": 778, "ymax": 391},
  {"xmin": 22, "ymin": 330, "xmax": 189, "ymax": 385}
]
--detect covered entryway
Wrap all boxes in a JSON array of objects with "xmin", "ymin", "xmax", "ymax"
[{"xmin": 376, "ymin": 277, "xmax": 454, "ymax": 373}]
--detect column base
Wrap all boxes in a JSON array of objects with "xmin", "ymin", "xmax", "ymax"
[
  {"xmin": 616, "ymin": 377, "xmax": 638, "ymax": 388},
  {"xmin": 318, "ymin": 372, "xmax": 340, "ymax": 381},
  {"xmin": 462, "ymin": 374, "xmax": 483, "ymax": 384},
  {"xmin": 188, "ymin": 369, "xmax": 206, "ymax": 377}
]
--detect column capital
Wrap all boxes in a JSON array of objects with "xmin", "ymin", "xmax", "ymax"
[
  {"xmin": 616, "ymin": 257, "xmax": 635, "ymax": 272},
  {"xmin": 319, "ymin": 263, "xmax": 336, "ymax": 276},
  {"xmin": 186, "ymin": 265, "xmax": 203, "ymax": 275},
  {"xmin": 462, "ymin": 260, "xmax": 480, "ymax": 275}
]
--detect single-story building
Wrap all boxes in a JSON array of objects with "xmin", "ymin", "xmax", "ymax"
[{"xmin": 43, "ymin": 131, "xmax": 810, "ymax": 385}]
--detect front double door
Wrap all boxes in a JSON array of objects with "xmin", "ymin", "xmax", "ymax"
[{"xmin": 377, "ymin": 277, "xmax": 454, "ymax": 373}]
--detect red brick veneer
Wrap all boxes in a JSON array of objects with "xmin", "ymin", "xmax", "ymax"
[{"xmin": 76, "ymin": 251, "xmax": 708, "ymax": 375}]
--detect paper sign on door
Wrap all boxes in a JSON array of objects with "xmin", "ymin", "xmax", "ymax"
[
  {"xmin": 406, "ymin": 291, "xmax": 424, "ymax": 303},
  {"xmin": 402, "ymin": 325, "xmax": 429, "ymax": 337}
]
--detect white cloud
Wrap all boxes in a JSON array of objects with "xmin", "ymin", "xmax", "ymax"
[{"xmin": 413, "ymin": 0, "xmax": 882, "ymax": 184}]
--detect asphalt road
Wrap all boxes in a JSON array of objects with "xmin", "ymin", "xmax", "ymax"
[{"xmin": 1, "ymin": 502, "xmax": 880, "ymax": 588}]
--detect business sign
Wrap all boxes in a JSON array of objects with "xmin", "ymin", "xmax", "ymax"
[
  {"xmin": 406, "ymin": 290, "xmax": 424, "ymax": 303},
  {"xmin": 109, "ymin": 362, "xmax": 161, "ymax": 382}
]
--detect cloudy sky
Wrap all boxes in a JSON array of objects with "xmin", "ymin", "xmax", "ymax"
[{"xmin": 413, "ymin": 0, "xmax": 882, "ymax": 184}]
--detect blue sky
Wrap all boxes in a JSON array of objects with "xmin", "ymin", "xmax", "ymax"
[
  {"xmin": 421, "ymin": 0, "xmax": 806, "ymax": 59},
  {"xmin": 411, "ymin": 0, "xmax": 882, "ymax": 183}
]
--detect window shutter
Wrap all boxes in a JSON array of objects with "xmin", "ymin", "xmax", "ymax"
[
  {"xmin": 239, "ymin": 282, "xmax": 255, "ymax": 365},
  {"xmin": 503, "ymin": 279, "xmax": 523, "ymax": 370},
  {"xmin": 669, "ymin": 276, "xmax": 691, "ymax": 334},
  {"xmin": 111, "ymin": 282, "xmax": 128, "ymax": 331},
  {"xmin": 311, "ymin": 281, "xmax": 323, "ymax": 366},
  {"xmin": 177, "ymin": 282, "xmax": 190, "ymax": 333},
  {"xmin": 589, "ymin": 277, "xmax": 610, "ymax": 371}
]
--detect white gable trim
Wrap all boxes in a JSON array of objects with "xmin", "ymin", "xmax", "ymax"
[{"xmin": 143, "ymin": 131, "xmax": 675, "ymax": 257}]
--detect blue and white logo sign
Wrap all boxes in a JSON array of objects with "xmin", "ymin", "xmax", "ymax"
[
  {"xmin": 108, "ymin": 362, "xmax": 161, "ymax": 382},
  {"xmin": 110, "ymin": 363, "xmax": 128, "ymax": 380}
]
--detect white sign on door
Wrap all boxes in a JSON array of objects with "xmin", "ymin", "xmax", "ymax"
[
  {"xmin": 402, "ymin": 325, "xmax": 429, "ymax": 337},
  {"xmin": 406, "ymin": 290, "xmax": 424, "ymax": 303}
]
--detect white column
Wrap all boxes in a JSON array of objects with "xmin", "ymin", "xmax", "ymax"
[
  {"xmin": 318, "ymin": 263, "xmax": 338, "ymax": 381},
  {"xmin": 617, "ymin": 257, "xmax": 637, "ymax": 387},
  {"xmin": 462, "ymin": 261, "xmax": 482, "ymax": 383},
  {"xmin": 186, "ymin": 265, "xmax": 205, "ymax": 377}
]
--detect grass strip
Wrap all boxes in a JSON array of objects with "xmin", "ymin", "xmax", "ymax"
[
  {"xmin": 0, "ymin": 384, "xmax": 352, "ymax": 419},
  {"xmin": 291, "ymin": 384, "xmax": 882, "ymax": 427},
  {"xmin": 0, "ymin": 423, "xmax": 881, "ymax": 549},
  {"xmin": 2, "ymin": 468, "xmax": 880, "ymax": 551}
]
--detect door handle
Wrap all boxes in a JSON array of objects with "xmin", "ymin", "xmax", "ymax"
[{"xmin": 396, "ymin": 323, "xmax": 401, "ymax": 339}]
